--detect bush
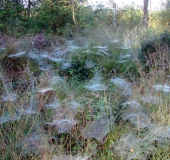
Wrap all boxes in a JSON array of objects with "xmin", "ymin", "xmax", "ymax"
[
  {"xmin": 139, "ymin": 31, "xmax": 170, "ymax": 71},
  {"xmin": 59, "ymin": 61, "xmax": 93, "ymax": 82}
]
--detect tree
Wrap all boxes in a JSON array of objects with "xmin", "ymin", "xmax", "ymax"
[
  {"xmin": 27, "ymin": 0, "xmax": 31, "ymax": 17},
  {"xmin": 143, "ymin": 0, "xmax": 149, "ymax": 27},
  {"xmin": 70, "ymin": 0, "xmax": 87, "ymax": 26},
  {"xmin": 159, "ymin": 0, "xmax": 170, "ymax": 29},
  {"xmin": 0, "ymin": 0, "xmax": 24, "ymax": 33},
  {"xmin": 71, "ymin": 0, "xmax": 76, "ymax": 26},
  {"xmin": 109, "ymin": 0, "xmax": 117, "ymax": 28}
]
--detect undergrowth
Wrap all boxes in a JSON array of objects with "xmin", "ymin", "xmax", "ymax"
[{"xmin": 0, "ymin": 26, "xmax": 170, "ymax": 160}]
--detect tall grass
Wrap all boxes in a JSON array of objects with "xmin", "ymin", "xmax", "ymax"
[{"xmin": 0, "ymin": 25, "xmax": 170, "ymax": 160}]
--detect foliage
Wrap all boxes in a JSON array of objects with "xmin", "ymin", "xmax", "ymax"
[
  {"xmin": 0, "ymin": 0, "xmax": 169, "ymax": 37},
  {"xmin": 139, "ymin": 30, "xmax": 170, "ymax": 73},
  {"xmin": 102, "ymin": 59, "xmax": 140, "ymax": 81},
  {"xmin": 1, "ymin": 1, "xmax": 170, "ymax": 160},
  {"xmin": 37, "ymin": 0, "xmax": 73, "ymax": 34},
  {"xmin": 58, "ymin": 60, "xmax": 93, "ymax": 82},
  {"xmin": 116, "ymin": 5, "xmax": 143, "ymax": 29},
  {"xmin": 0, "ymin": 0, "xmax": 74, "ymax": 36},
  {"xmin": 75, "ymin": 6, "xmax": 112, "ymax": 33},
  {"xmin": 159, "ymin": 0, "xmax": 170, "ymax": 30},
  {"xmin": 0, "ymin": 0, "xmax": 24, "ymax": 34}
]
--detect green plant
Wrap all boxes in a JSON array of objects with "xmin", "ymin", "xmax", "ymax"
[
  {"xmin": 59, "ymin": 61, "xmax": 93, "ymax": 82},
  {"xmin": 139, "ymin": 31, "xmax": 170, "ymax": 72}
]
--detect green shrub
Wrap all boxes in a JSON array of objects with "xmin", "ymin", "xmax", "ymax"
[
  {"xmin": 139, "ymin": 31, "xmax": 170, "ymax": 71},
  {"xmin": 59, "ymin": 61, "xmax": 93, "ymax": 82}
]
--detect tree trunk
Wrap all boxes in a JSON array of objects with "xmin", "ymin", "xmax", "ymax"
[
  {"xmin": 110, "ymin": 0, "xmax": 117, "ymax": 28},
  {"xmin": 113, "ymin": 3, "xmax": 117, "ymax": 28},
  {"xmin": 71, "ymin": 0, "xmax": 76, "ymax": 26},
  {"xmin": 27, "ymin": 0, "xmax": 31, "ymax": 17},
  {"xmin": 143, "ymin": 0, "xmax": 149, "ymax": 27}
]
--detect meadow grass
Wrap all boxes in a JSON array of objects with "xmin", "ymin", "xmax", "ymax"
[{"xmin": 0, "ymin": 26, "xmax": 170, "ymax": 160}]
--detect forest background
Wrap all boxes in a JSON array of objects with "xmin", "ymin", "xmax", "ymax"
[{"xmin": 0, "ymin": 0, "xmax": 169, "ymax": 37}]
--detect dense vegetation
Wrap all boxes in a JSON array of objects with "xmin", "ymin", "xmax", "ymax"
[
  {"xmin": 0, "ymin": 0, "xmax": 169, "ymax": 36},
  {"xmin": 0, "ymin": 0, "xmax": 170, "ymax": 160}
]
